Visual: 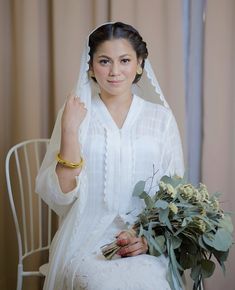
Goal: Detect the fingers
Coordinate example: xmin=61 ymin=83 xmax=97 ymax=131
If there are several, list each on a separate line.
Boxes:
xmin=61 ymin=93 xmax=87 ymax=131
xmin=66 ymin=94 xmax=86 ymax=108
xmin=116 ymin=232 xmax=131 ymax=242
xmin=117 ymin=237 xmax=148 ymax=257
xmin=116 ymin=229 xmax=136 ymax=240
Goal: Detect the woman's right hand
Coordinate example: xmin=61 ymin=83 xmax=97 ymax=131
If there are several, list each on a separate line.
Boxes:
xmin=56 ymin=94 xmax=87 ymax=193
xmin=61 ymin=94 xmax=87 ymax=133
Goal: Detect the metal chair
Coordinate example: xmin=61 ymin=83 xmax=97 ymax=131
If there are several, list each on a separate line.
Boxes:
xmin=5 ymin=139 xmax=55 ymax=290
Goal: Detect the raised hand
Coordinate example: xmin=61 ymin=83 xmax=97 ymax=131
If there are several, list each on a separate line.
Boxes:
xmin=61 ymin=94 xmax=87 ymax=133
xmin=56 ymin=94 xmax=87 ymax=193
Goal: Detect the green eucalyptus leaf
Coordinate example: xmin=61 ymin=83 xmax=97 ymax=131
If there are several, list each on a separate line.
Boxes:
xmin=202 ymin=233 xmax=215 ymax=248
xmin=169 ymin=243 xmax=184 ymax=280
xmin=171 ymin=236 xmax=182 ymax=249
xmin=156 ymin=199 xmax=169 ymax=209
xmin=190 ymin=264 xmax=201 ymax=281
xmin=148 ymin=233 xmax=163 ymax=254
xmin=138 ymin=224 xmax=144 ymax=236
xmin=198 ymin=236 xmax=210 ymax=251
xmin=139 ymin=191 xmax=154 ymax=209
xmin=203 ymin=229 xmax=233 ymax=251
xmin=180 ymin=251 xmax=195 ymax=269
xmin=186 ymin=242 xmax=198 ymax=255
xmin=218 ymin=215 xmax=233 ymax=233
xmin=165 ymin=217 xmax=173 ymax=231
xmin=132 ymin=180 xmax=146 ymax=197
xmin=139 ymin=213 xmax=149 ymax=225
xmin=213 ymin=229 xmax=233 ymax=251
xmin=201 ymin=259 xmax=215 ymax=278
xmin=221 ymin=261 xmax=226 ymax=275
xmin=161 ymin=175 xmax=184 ymax=187
xmin=174 ymin=225 xmax=187 ymax=236
xmin=181 ymin=218 xmax=187 ymax=227
xmin=159 ymin=208 xmax=170 ymax=223
xmin=213 ymin=249 xmax=229 ymax=263
xmin=166 ymin=267 xmax=177 ymax=290
xmin=155 ymin=235 xmax=166 ymax=252
xmin=176 ymin=203 xmax=194 ymax=208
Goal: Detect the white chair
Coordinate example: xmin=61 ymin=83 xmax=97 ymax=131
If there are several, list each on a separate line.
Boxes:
xmin=5 ymin=138 xmax=55 ymax=290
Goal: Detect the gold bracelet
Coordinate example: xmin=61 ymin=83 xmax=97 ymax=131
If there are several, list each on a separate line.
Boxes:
xmin=56 ymin=153 xmax=84 ymax=169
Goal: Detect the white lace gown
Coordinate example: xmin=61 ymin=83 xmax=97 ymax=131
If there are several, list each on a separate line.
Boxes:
xmin=36 ymin=94 xmax=184 ymax=290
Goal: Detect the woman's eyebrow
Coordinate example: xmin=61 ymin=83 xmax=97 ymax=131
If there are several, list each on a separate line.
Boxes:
xmin=98 ymin=55 xmax=111 ymax=59
xmin=97 ymin=54 xmax=132 ymax=59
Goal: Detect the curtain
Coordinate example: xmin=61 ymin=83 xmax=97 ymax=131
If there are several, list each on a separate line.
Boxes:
xmin=183 ymin=0 xmax=206 ymax=186
xmin=202 ymin=0 xmax=235 ymax=289
xmin=1 ymin=0 xmax=234 ymax=289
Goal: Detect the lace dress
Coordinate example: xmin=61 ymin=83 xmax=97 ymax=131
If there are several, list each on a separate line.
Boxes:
xmin=36 ymin=94 xmax=184 ymax=290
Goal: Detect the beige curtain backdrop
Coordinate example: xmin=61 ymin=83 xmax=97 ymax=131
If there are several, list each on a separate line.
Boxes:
xmin=0 ymin=0 xmax=234 ymax=289
xmin=203 ymin=0 xmax=235 ymax=289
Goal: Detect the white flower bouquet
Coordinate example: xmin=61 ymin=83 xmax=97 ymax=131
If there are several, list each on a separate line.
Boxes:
xmin=101 ymin=175 xmax=234 ymax=290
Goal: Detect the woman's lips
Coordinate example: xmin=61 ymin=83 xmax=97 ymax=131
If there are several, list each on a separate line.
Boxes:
xmin=107 ymin=80 xmax=124 ymax=84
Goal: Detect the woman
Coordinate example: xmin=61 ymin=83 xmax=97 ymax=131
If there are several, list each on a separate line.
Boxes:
xmin=36 ymin=22 xmax=184 ymax=290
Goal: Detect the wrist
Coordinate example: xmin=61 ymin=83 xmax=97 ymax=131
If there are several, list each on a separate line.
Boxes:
xmin=61 ymin=126 xmax=79 ymax=136
xmin=56 ymin=153 xmax=83 ymax=169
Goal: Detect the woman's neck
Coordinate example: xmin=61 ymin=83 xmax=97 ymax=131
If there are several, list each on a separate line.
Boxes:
xmin=99 ymin=91 xmax=133 ymax=129
xmin=99 ymin=91 xmax=133 ymax=111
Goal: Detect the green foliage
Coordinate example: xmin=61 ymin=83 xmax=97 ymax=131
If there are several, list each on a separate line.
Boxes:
xmin=132 ymin=175 xmax=234 ymax=290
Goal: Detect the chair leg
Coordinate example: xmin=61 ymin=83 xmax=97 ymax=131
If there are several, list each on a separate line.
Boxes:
xmin=17 ymin=264 xmax=23 ymax=290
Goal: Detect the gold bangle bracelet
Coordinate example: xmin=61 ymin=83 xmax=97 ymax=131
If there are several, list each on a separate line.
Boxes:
xmin=56 ymin=153 xmax=84 ymax=169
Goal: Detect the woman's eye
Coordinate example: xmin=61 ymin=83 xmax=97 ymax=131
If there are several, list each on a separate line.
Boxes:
xmin=99 ymin=59 xmax=110 ymax=65
xmin=121 ymin=58 xmax=131 ymax=64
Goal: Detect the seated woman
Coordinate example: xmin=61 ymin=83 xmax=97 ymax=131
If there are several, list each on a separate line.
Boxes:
xmin=36 ymin=22 xmax=184 ymax=290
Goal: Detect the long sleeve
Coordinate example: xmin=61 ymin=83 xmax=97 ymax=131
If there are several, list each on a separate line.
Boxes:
xmin=35 ymin=107 xmax=81 ymax=217
xmin=160 ymin=111 xmax=185 ymax=178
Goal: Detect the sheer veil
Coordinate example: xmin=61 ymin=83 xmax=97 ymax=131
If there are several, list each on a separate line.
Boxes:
xmin=75 ymin=21 xmax=170 ymax=148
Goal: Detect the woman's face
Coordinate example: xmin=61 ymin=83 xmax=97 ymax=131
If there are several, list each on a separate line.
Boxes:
xmin=91 ymin=38 xmax=141 ymax=98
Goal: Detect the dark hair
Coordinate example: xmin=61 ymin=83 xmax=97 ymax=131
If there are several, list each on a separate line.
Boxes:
xmin=88 ymin=22 xmax=148 ymax=83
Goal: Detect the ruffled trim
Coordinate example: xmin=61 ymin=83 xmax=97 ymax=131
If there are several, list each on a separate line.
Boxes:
xmin=103 ymin=127 xmax=109 ymax=210
xmin=144 ymin=59 xmax=170 ymax=109
xmin=76 ymin=43 xmax=90 ymax=88
xmin=130 ymin=129 xmax=135 ymax=193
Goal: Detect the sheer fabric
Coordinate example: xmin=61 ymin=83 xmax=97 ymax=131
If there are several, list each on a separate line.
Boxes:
xmin=36 ymin=21 xmax=184 ymax=290
xmin=36 ymin=94 xmax=184 ymax=290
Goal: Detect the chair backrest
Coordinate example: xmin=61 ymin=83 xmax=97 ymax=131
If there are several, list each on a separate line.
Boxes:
xmin=5 ymin=139 xmax=53 ymax=268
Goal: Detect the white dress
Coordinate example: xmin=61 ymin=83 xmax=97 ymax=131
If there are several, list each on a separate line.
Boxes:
xmin=36 ymin=94 xmax=184 ymax=290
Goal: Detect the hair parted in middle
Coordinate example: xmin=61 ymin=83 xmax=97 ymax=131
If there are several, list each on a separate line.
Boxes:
xmin=88 ymin=22 xmax=148 ymax=83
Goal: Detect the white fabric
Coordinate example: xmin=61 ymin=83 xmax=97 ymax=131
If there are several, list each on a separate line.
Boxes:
xmin=36 ymin=94 xmax=184 ymax=290
xmin=35 ymin=22 xmax=184 ymax=290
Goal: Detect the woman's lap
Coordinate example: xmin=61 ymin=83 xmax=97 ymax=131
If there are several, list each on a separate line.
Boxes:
xmin=69 ymin=253 xmax=171 ymax=290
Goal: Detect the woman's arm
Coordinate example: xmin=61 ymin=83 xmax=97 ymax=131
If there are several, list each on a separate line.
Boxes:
xmin=35 ymin=94 xmax=87 ymax=216
xmin=56 ymin=94 xmax=87 ymax=193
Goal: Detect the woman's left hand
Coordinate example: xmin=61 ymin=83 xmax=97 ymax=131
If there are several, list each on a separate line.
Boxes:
xmin=116 ymin=231 xmax=148 ymax=257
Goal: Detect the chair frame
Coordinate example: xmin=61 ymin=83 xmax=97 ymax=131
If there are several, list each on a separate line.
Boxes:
xmin=5 ymin=138 xmax=52 ymax=290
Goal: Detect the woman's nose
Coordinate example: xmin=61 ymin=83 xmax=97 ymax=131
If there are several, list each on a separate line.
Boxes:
xmin=109 ymin=62 xmax=120 ymax=76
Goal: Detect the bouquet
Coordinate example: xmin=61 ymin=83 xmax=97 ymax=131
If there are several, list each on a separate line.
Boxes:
xmin=101 ymin=175 xmax=233 ymax=290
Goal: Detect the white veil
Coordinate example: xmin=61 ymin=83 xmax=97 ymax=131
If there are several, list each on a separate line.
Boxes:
xmin=75 ymin=21 xmax=170 ymax=148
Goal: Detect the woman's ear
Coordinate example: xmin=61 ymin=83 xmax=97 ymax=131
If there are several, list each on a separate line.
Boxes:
xmin=88 ymin=63 xmax=95 ymax=78
xmin=88 ymin=70 xmax=95 ymax=78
